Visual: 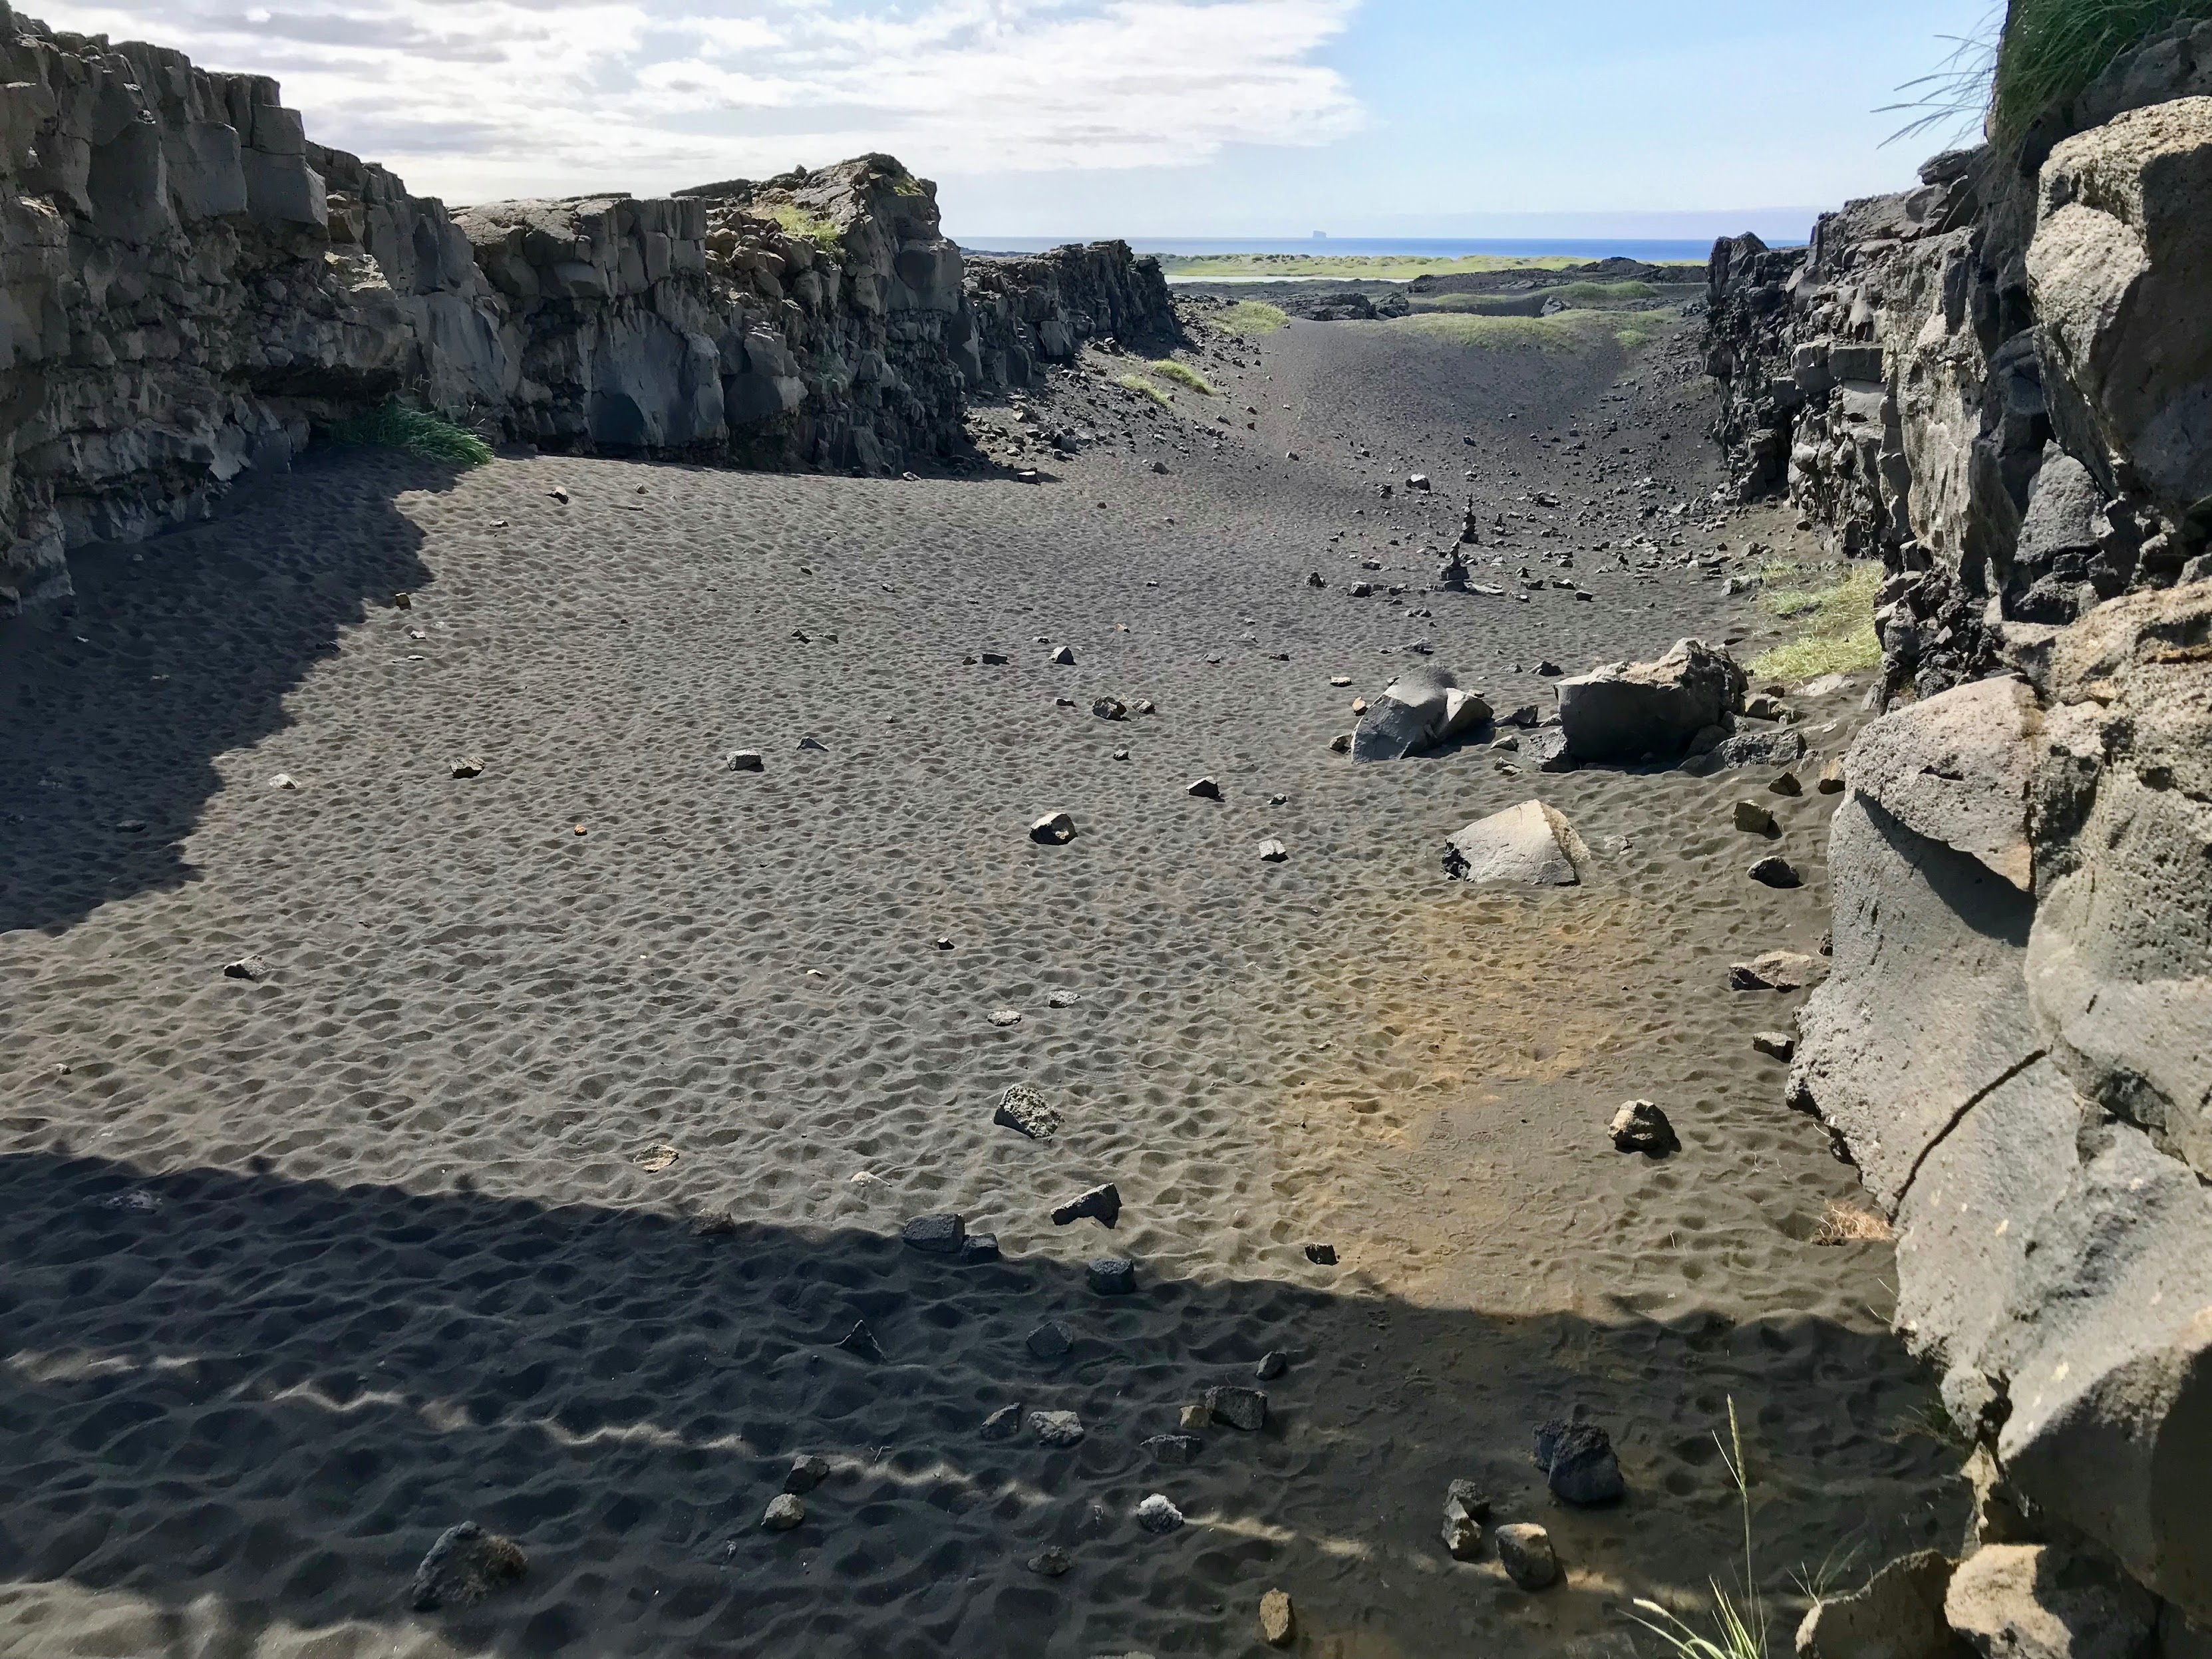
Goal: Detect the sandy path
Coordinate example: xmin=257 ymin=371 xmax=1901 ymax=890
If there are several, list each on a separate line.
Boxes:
xmin=0 ymin=311 xmax=1960 ymax=1658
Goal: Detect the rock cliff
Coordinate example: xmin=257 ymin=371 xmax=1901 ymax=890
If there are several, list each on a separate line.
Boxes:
xmin=0 ymin=9 xmax=1176 ymax=611
xmin=1710 ymin=19 xmax=2212 ymax=1651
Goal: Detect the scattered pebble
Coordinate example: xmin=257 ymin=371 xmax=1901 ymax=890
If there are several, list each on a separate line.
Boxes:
xmin=1087 ymin=1256 xmax=1136 ymax=1295
xmin=1750 ymin=855 xmax=1803 ymax=888
xmin=1260 ymin=1588 xmax=1296 ymax=1647
xmin=450 ymin=756 xmax=484 ymax=778
xmin=1533 ymin=1419 xmax=1625 ymax=1505
xmin=1027 ymin=1548 xmax=1072 ymax=1577
xmin=726 ymin=750 xmax=764 ymax=772
xmin=1770 ymin=770 xmax=1804 ymax=797
xmin=988 ymin=1008 xmax=1023 ymax=1028
xmin=1304 ymin=1243 xmax=1337 ymax=1265
xmin=1257 ymin=1351 xmax=1288 ymax=1380
xmin=1257 ymin=839 xmax=1288 ymax=863
xmin=410 ymin=1521 xmax=527 ymax=1611
xmin=1730 ymin=951 xmax=1823 ymax=991
xmin=760 ymin=1493 xmax=805 ymax=1531
xmin=1144 ymin=1433 xmax=1201 ymax=1465
xmin=1187 ymin=777 xmax=1221 ymax=800
xmin=633 ymin=1144 xmax=679 ymax=1172
xmin=1050 ymin=645 xmax=1076 ymax=665
xmin=222 ymin=955 xmax=269 ymax=982
xmin=1093 ymin=696 xmax=1128 ymax=720
xmin=1027 ymin=1321 xmax=1074 ymax=1360
xmin=1051 ymin=1183 xmax=1122 ymax=1227
xmin=900 ymin=1213 xmax=966 ymax=1254
xmin=1136 ymin=1493 xmax=1184 ymax=1534
xmin=1029 ymin=1410 xmax=1086 ymax=1447
xmin=1819 ymin=758 xmax=1847 ymax=793
xmin=995 ymin=1084 xmax=1061 ymax=1139
xmin=784 ymin=1454 xmax=830 ymax=1494
xmin=836 ymin=1320 xmax=883 ymax=1361
xmin=1048 ymin=989 xmax=1078 ymax=1008
xmin=1753 ymin=1030 xmax=1797 ymax=1062
xmin=1329 ymin=675 xmax=1352 ymax=687
xmin=982 ymin=1404 xmax=1025 ymax=1439
xmin=1609 ymin=1100 xmax=1678 ymax=1157
xmin=269 ymin=772 xmax=299 ymax=790
xmin=1734 ymin=800 xmax=1778 ymax=835
xmin=1029 ymin=811 xmax=1076 ymax=845
xmin=798 ymin=736 xmax=828 ymax=752
xmin=1496 ymin=1522 xmax=1559 ymax=1590
xmin=1204 ymin=1385 xmax=1267 ymax=1432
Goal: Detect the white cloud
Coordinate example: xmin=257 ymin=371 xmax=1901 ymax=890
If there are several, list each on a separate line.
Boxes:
xmin=45 ymin=0 xmax=1362 ymax=203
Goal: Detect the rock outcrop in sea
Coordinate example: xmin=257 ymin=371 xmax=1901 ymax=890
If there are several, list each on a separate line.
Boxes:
xmin=1709 ymin=19 xmax=2212 ymax=1650
xmin=0 ymin=5 xmax=1178 ymax=610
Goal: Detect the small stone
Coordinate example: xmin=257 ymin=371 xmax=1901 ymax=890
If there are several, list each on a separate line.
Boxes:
xmin=1769 ymin=770 xmax=1803 ymax=796
xmin=995 ymin=1084 xmax=1061 ymax=1139
xmin=1051 ymin=645 xmax=1076 ymax=665
xmin=450 ymin=756 xmax=484 ymax=778
xmin=761 ymin=1493 xmax=805 ymax=1531
xmin=960 ymin=1232 xmax=1001 ymax=1264
xmin=1029 ymin=812 xmax=1076 ymax=845
xmin=1329 ymin=732 xmax=1352 ymax=753
xmin=1088 ymin=1256 xmax=1136 ymax=1295
xmin=1304 ymin=1243 xmax=1337 ymax=1265
xmin=1144 ymin=1433 xmax=1201 ymax=1464
xmin=1187 ymin=777 xmax=1221 ymax=800
xmin=1818 ymin=757 xmax=1846 ymax=793
xmin=1329 ymin=675 xmax=1352 ymax=687
xmin=1496 ymin=1523 xmax=1559 ymax=1589
xmin=1744 ymin=693 xmax=1790 ymax=720
xmin=1730 ymin=951 xmax=1824 ymax=991
xmin=1734 ymin=800 xmax=1778 ymax=835
xmin=1533 ymin=1420 xmax=1625 ymax=1505
xmin=784 ymin=1453 xmax=830 ymax=1494
xmin=1610 ymin=1100 xmax=1679 ymax=1156
xmin=1029 ymin=1410 xmax=1086 ymax=1447
xmin=1051 ymin=1183 xmax=1121 ymax=1227
xmin=1180 ymin=1400 xmax=1213 ymax=1430
xmin=1260 ymin=1588 xmax=1296 ymax=1647
xmin=1027 ymin=1548 xmax=1072 ymax=1577
xmin=1135 ymin=1493 xmax=1184 ymax=1533
xmin=1444 ymin=1479 xmax=1491 ymax=1525
xmin=836 ymin=1320 xmax=883 ymax=1361
xmin=727 ymin=750 xmax=764 ymax=772
xmin=798 ymin=736 xmax=828 ymax=751
xmin=988 ymin=1008 xmax=1023 ymax=1027
xmin=901 ymin=1213 xmax=966 ymax=1253
xmin=982 ymin=1404 xmax=1025 ymax=1439
xmin=1204 ymin=1385 xmax=1267 ymax=1432
xmin=409 ymin=1521 xmax=527 ymax=1611
xmin=1135 ymin=698 xmax=1157 ymax=714
xmin=935 ymin=935 xmax=954 ymax=949
xmin=393 ymin=591 xmax=412 ymax=609
xmin=1752 ymin=1030 xmax=1797 ymax=1062
xmin=223 ymin=955 xmax=270 ymax=982
xmin=1535 ymin=660 xmax=1563 ymax=676
xmin=1092 ymin=696 xmax=1128 ymax=720
xmin=269 ymin=772 xmax=299 ymax=790
xmin=1027 ymin=1320 xmax=1073 ymax=1360
xmin=1112 ymin=747 xmax=1130 ymax=760
xmin=981 ymin=651 xmax=1009 ymax=665
xmin=1441 ymin=1511 xmax=1484 ymax=1561
xmin=1750 ymin=855 xmax=1802 ymax=888
xmin=1257 ymin=839 xmax=1289 ymax=863
xmin=1257 ymin=1350 xmax=1288 ymax=1380
xmin=1048 ymin=989 xmax=1078 ymax=1007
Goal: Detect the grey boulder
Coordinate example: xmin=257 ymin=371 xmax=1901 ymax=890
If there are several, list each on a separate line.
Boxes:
xmin=1556 ymin=638 xmax=1747 ymax=762
xmin=1442 ymin=800 xmax=1591 ymax=885
xmin=1350 ymin=666 xmax=1493 ymax=762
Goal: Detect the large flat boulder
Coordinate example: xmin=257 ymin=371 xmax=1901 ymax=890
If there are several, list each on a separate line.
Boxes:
xmin=1556 ymin=639 xmax=1746 ymax=762
xmin=1351 ymin=667 xmax=1492 ymax=762
xmin=1442 ymin=801 xmax=1590 ymax=885
xmin=1945 ymin=1544 xmax=2156 ymax=1659
xmin=1845 ymin=676 xmax=2038 ymax=891
xmin=1794 ymin=1550 xmax=1957 ymax=1659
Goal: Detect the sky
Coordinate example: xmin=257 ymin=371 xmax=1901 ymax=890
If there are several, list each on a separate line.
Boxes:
xmin=45 ymin=0 xmax=1998 ymax=239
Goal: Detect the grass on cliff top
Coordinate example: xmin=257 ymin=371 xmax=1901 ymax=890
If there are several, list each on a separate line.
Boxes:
xmin=1214 ymin=299 xmax=1289 ymax=337
xmin=1116 ymin=373 xmax=1174 ymax=409
xmin=1381 ymin=309 xmax=1657 ymax=353
xmin=327 ymin=402 xmax=494 ymax=468
xmin=1992 ymin=0 xmax=2212 ymax=144
xmin=1145 ymin=359 xmax=1216 ymax=395
xmin=1750 ymin=562 xmax=1882 ymax=682
xmin=1159 ymin=252 xmax=1707 ymax=281
xmin=764 ymin=202 xmax=844 ymax=248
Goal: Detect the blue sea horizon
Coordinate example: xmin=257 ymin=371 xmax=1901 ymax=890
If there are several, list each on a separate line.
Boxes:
xmin=951 ymin=235 xmax=1800 ymax=265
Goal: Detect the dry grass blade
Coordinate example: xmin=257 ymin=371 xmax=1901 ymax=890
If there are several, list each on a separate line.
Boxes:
xmin=1812 ymin=1199 xmax=1895 ymax=1245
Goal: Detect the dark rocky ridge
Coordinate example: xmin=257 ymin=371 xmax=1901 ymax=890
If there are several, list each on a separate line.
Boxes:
xmin=0 ymin=9 xmax=1178 ymax=610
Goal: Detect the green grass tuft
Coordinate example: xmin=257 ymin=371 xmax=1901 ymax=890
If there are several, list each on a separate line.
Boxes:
xmin=1382 ymin=309 xmax=1659 ymax=354
xmin=1146 ymin=359 xmax=1215 ymax=395
xmin=1630 ymin=1400 xmax=1773 ymax=1659
xmin=766 ymin=202 xmax=844 ymax=247
xmin=1993 ymin=0 xmax=2212 ymax=145
xmin=327 ymin=402 xmax=494 ymax=468
xmin=1215 ymin=299 xmax=1290 ymax=337
xmin=1750 ymin=562 xmax=1883 ymax=682
xmin=1116 ymin=373 xmax=1174 ymax=409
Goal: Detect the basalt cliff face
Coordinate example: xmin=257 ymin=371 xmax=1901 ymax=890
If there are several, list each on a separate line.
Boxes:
xmin=0 ymin=8 xmax=1177 ymax=610
xmin=1708 ymin=22 xmax=2212 ymax=1656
